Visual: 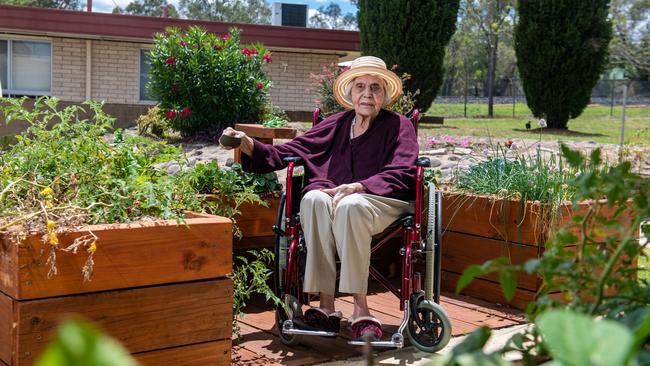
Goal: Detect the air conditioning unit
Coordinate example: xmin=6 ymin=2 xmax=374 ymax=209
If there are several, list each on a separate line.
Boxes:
xmin=272 ymin=2 xmax=308 ymax=27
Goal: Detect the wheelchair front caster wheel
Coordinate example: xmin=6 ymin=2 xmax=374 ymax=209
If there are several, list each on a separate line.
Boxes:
xmin=275 ymin=294 xmax=303 ymax=346
xmin=406 ymin=298 xmax=452 ymax=353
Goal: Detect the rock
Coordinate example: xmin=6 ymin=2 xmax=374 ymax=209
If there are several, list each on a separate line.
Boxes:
xmin=166 ymin=162 xmax=181 ymax=175
xmin=191 ymin=149 xmax=203 ymax=156
xmin=448 ymin=155 xmax=460 ymax=161
xmin=422 ymin=148 xmax=447 ymax=155
xmin=454 ymin=147 xmax=472 ymax=155
xmin=226 ymin=158 xmax=235 ymax=167
xmin=430 ymin=159 xmax=442 ymax=168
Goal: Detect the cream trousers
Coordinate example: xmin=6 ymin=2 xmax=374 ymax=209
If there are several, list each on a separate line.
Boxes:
xmin=300 ymin=190 xmax=413 ymax=295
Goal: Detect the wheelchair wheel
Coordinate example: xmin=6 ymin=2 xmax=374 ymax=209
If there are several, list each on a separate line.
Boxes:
xmin=275 ymin=294 xmax=303 ymax=346
xmin=406 ymin=294 xmax=452 ymax=353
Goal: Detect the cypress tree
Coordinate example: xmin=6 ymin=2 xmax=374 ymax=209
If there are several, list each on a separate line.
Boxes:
xmin=357 ymin=1 xmax=460 ymax=111
xmin=514 ymin=0 xmax=612 ymax=129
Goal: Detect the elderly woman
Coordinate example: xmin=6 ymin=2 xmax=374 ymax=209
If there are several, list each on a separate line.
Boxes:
xmin=221 ymin=56 xmax=418 ymax=340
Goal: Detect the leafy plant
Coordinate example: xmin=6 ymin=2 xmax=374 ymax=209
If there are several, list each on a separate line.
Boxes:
xmin=454 ymin=146 xmax=582 ymax=205
xmin=453 ymin=146 xmax=650 ymax=364
xmin=148 ymin=26 xmax=272 ymax=136
xmin=261 ymin=115 xmax=288 ymax=128
xmin=0 ymin=97 xmax=211 ymax=278
xmin=136 ymin=105 xmax=169 ymax=138
xmin=36 ymin=319 xmax=137 ymax=366
xmin=230 ymin=249 xmax=283 ymax=339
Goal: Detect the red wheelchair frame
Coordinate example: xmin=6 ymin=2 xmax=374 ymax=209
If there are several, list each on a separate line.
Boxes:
xmin=272 ymin=109 xmax=451 ymax=352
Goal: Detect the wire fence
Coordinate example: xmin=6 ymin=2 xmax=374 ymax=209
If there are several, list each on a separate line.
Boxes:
xmin=433 ymin=79 xmax=650 ymax=118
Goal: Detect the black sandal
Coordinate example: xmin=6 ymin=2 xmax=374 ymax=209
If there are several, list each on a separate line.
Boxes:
xmin=304 ymin=308 xmax=342 ymax=333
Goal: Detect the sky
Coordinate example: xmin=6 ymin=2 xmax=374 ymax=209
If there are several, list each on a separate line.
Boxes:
xmin=92 ymin=0 xmax=357 ymax=18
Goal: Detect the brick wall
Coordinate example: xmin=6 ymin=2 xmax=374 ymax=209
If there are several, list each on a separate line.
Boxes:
xmin=265 ymin=51 xmax=339 ymax=112
xmin=91 ymin=40 xmax=145 ymax=104
xmin=51 ymin=38 xmax=86 ymax=102
xmin=50 ymin=37 xmax=340 ymax=112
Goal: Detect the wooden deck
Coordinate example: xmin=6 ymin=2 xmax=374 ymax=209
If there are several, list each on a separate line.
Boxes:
xmin=232 ymin=282 xmax=524 ymax=365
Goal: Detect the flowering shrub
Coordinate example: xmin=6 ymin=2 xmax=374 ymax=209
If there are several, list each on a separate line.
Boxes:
xmin=148 ymin=26 xmax=272 ymax=136
xmin=310 ymin=63 xmax=419 ymax=116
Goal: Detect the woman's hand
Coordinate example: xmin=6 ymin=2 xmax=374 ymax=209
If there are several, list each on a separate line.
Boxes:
xmin=321 ymin=183 xmax=365 ymax=211
xmin=220 ymin=127 xmax=254 ymax=156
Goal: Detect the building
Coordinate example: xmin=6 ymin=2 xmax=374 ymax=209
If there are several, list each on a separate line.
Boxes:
xmin=0 ymin=5 xmax=359 ymax=127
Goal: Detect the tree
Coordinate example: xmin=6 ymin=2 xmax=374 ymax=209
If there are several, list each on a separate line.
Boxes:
xmin=358 ymin=0 xmax=460 ymax=111
xmin=0 ymin=0 xmax=80 ymax=9
xmin=464 ymin=0 xmax=515 ymax=118
xmin=609 ymin=0 xmax=650 ymax=75
xmin=112 ymin=0 xmax=179 ymax=17
xmin=309 ymin=2 xmax=356 ymax=30
xmin=178 ymin=0 xmax=271 ymax=24
xmin=515 ymin=1 xmax=612 ymax=129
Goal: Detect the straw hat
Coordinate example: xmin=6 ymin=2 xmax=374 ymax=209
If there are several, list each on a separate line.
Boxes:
xmin=333 ymin=56 xmax=403 ymax=109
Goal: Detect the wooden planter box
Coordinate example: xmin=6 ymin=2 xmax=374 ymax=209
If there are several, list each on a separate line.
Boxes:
xmin=439 ymin=193 xmax=632 ymax=309
xmin=233 ymin=123 xmax=297 ymax=164
xmin=234 ymin=194 xmax=281 ymax=250
xmin=0 ymin=212 xmax=233 ymax=366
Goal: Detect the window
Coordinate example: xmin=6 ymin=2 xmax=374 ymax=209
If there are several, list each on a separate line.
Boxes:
xmin=139 ymin=49 xmax=155 ymax=102
xmin=0 ymin=39 xmax=51 ymax=97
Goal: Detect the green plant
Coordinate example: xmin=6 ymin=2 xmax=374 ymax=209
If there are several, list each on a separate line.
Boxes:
xmin=136 ymin=105 xmax=169 ymax=138
xmin=36 ymin=319 xmax=137 ymax=366
xmin=229 ymin=249 xmax=283 ymax=339
xmin=454 ymin=146 xmax=581 ymax=205
xmin=310 ymin=62 xmax=348 ymax=116
xmin=148 ymin=26 xmax=271 ymax=136
xmin=515 ymin=1 xmax=612 ymax=129
xmin=358 ymin=0 xmax=460 ymax=111
xmin=452 ymin=146 xmax=650 ymax=364
xmin=261 ymin=115 xmax=288 ymax=128
xmin=0 ymin=97 xmax=266 ymax=279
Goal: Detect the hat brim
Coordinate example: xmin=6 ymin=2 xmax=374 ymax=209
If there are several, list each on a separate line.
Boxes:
xmin=333 ymin=66 xmax=403 ymax=109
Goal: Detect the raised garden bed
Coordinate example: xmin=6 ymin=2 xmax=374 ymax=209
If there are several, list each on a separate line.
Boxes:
xmin=0 ymin=212 xmax=233 ymax=366
xmin=439 ymin=193 xmax=633 ymax=309
xmin=233 ymin=123 xmax=297 ymax=163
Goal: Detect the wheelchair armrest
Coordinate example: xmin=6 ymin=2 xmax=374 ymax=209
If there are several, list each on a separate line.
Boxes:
xmin=282 ymin=156 xmax=302 ymax=164
xmin=416 ymin=157 xmax=431 ymax=167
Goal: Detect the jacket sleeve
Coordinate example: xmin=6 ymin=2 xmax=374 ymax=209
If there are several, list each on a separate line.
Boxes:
xmin=240 ymin=114 xmax=342 ymax=174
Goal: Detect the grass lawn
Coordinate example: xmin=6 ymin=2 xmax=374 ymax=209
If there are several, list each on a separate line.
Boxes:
xmin=424 ymin=103 xmax=650 ymax=146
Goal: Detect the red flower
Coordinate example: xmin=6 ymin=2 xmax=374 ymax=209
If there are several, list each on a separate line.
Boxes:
xmin=221 ymin=33 xmax=231 ymax=41
xmin=180 ymin=40 xmax=188 ymax=47
xmin=166 ymin=110 xmax=177 ymax=119
xmin=505 ymin=139 xmax=513 ymax=148
xmin=214 ymin=44 xmax=222 ymax=51
xmin=164 ymin=31 xmax=171 ymax=37
xmin=263 ymin=54 xmax=272 ymax=63
xmin=251 ymin=48 xmax=258 ymax=55
xmin=257 ymin=82 xmax=264 ymax=90
xmin=180 ymin=107 xmax=191 ymax=118
xmin=241 ymin=47 xmax=251 ymax=56
xmin=165 ymin=57 xmax=176 ymax=65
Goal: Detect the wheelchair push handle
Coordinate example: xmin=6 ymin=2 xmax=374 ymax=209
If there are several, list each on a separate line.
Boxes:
xmin=282 ymin=156 xmax=302 ymax=164
xmin=416 ymin=157 xmax=431 ymax=167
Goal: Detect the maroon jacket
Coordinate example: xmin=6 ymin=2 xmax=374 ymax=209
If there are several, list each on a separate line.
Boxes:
xmin=241 ymin=109 xmax=419 ymax=200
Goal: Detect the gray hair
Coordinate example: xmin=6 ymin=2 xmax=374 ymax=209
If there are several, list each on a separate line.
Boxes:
xmin=344 ymin=76 xmax=391 ymax=106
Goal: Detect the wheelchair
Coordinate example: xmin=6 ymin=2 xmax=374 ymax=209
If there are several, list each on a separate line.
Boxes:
xmin=271 ymin=109 xmax=452 ymax=353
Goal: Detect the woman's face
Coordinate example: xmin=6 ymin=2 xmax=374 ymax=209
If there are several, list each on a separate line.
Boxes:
xmin=351 ymin=75 xmax=385 ymax=120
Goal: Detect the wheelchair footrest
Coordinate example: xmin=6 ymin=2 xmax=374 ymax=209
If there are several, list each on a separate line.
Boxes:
xmin=348 ymin=332 xmax=404 ymax=348
xmin=282 ymin=319 xmax=338 ymax=337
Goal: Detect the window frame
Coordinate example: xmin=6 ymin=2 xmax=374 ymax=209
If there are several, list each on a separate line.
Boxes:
xmin=139 ymin=47 xmax=156 ymax=104
xmin=0 ymin=37 xmax=53 ymax=97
